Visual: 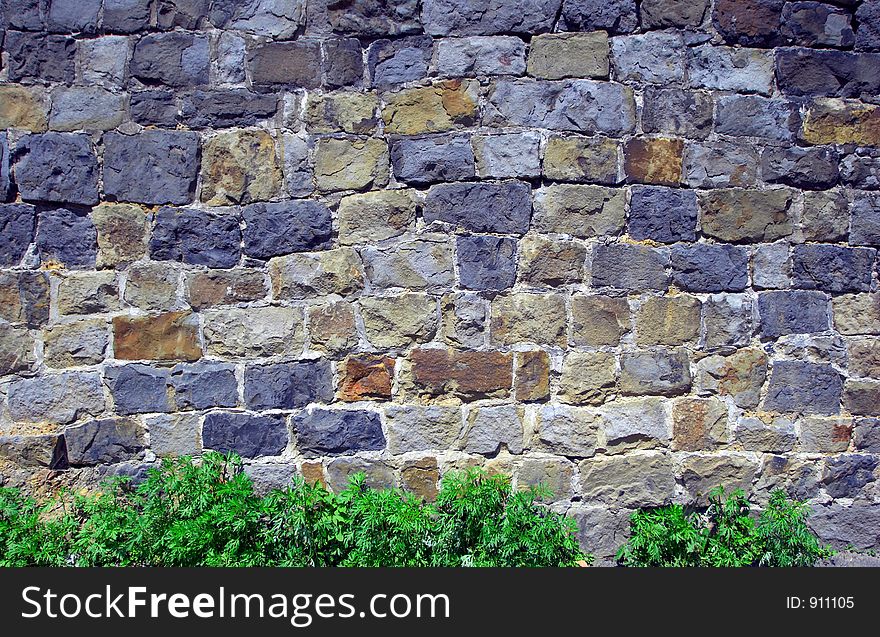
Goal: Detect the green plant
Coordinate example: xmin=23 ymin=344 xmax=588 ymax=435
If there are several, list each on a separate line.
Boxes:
xmin=753 ymin=490 xmax=833 ymax=567
xmin=0 ymin=452 xmax=588 ymax=568
xmin=617 ymin=486 xmax=832 ymax=567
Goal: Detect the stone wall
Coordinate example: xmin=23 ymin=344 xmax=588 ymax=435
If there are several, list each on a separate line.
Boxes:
xmin=1 ymin=0 xmax=880 ymax=558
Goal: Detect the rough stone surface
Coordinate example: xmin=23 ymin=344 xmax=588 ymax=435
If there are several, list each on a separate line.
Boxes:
xmin=533 ymin=185 xmax=626 ymax=237
xmin=592 ymin=244 xmax=669 ymax=292
xmin=697 ymin=349 xmax=768 ymax=409
xmin=171 ymin=362 xmax=238 ymax=411
xmin=764 ymin=361 xmax=842 ymax=415
xmin=7 ymin=372 xmax=105 ymax=425
xmin=424 ymin=182 xmax=531 ymax=234
xmin=103 ymin=131 xmax=199 ymax=206
xmin=543 ymin=136 xmax=621 ymax=184
xmin=390 ymin=135 xmax=474 ymax=185
xmin=201 ymin=130 xmax=282 ymax=205
xmin=410 ymin=348 xmax=511 ymax=401
xmin=635 ymin=295 xmax=701 ymax=346
xmin=0 ymin=0 xmax=877 ymax=550
xmin=558 ymin=352 xmax=617 ymax=406
xmin=35 ymin=207 xmax=97 ymax=270
xmin=462 ymin=404 xmax=524 ymax=455
xmin=758 ymin=290 xmax=830 ymax=338
xmin=490 ymin=293 xmax=567 ymax=346
xmin=385 ymin=405 xmax=461 ymax=454
xmin=150 ymin=207 xmax=241 ymax=269
xmin=203 ymin=306 xmax=303 ymax=358
xmin=620 ymin=349 xmax=691 ymax=397
xmin=628 ymin=186 xmax=696 ymax=242
xmin=13 ymin=133 xmax=98 ymax=206
xmin=528 ymin=32 xmax=609 ymax=80
xmin=0 ymin=204 xmax=36 ymax=267
xmin=456 ymin=235 xmax=517 ymax=291
xmin=485 ymin=79 xmax=636 ymax=135
xmin=105 ymin=364 xmax=172 ymax=416
xmin=792 ymin=245 xmax=875 ymax=293
xmin=571 ymin=295 xmax=630 ymax=347
xmin=579 ymin=453 xmax=675 ymax=507
xmin=113 ymin=312 xmax=202 ymax=363
xmin=242 ymin=201 xmax=332 ymax=259
xmin=65 ymin=418 xmax=145 ymax=466
xmin=436 ymin=36 xmax=526 ymax=77
xmin=245 ymin=361 xmax=333 ymax=410
xmin=294 ymin=409 xmax=385 ymax=458
xmin=202 ymin=412 xmax=288 ymax=459
xmin=700 ymin=189 xmax=795 ymax=243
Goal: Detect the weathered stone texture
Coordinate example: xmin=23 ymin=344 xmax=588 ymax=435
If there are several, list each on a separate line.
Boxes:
xmin=1 ymin=0 xmax=877 ymax=551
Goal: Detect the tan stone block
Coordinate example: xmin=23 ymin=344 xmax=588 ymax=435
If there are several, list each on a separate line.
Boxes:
xmin=186 ymin=269 xmax=267 ymax=310
xmin=57 ymin=271 xmax=119 ymax=315
xmin=571 ymin=294 xmax=630 ymax=347
xmin=113 ymin=311 xmax=202 ymax=362
xmin=518 ymin=234 xmax=587 ymax=286
xmin=401 ymin=457 xmax=440 ymax=501
xmin=0 ymin=85 xmax=48 ymax=131
xmin=360 ymin=293 xmax=437 ymax=349
xmin=801 ymin=98 xmax=880 ymax=146
xmin=381 ymin=79 xmax=479 ymax=135
xmin=337 ymin=189 xmax=417 ymax=245
xmin=203 ymin=306 xmax=304 ymax=358
xmin=91 ymin=203 xmax=149 ymax=269
xmin=305 ymin=91 xmax=379 ymax=134
xmin=515 ymin=350 xmax=550 ymax=402
xmin=270 ymin=247 xmax=365 ymax=299
xmin=833 ymin=293 xmax=880 ymax=335
xmin=696 ymin=348 xmax=768 ymax=409
xmin=410 ymin=348 xmax=512 ymax=400
xmin=308 ymin=301 xmax=359 ymax=357
xmin=673 ymin=397 xmax=729 ymax=451
xmin=543 ymin=135 xmax=621 ymax=184
xmin=43 ymin=319 xmax=108 ymax=368
xmin=532 ymin=185 xmax=626 ymax=237
xmin=314 ymin=137 xmax=389 ymax=192
xmin=123 ymin=261 xmax=180 ymax=311
xmin=558 ymin=352 xmax=617 ymax=406
xmin=201 ymin=129 xmax=282 ymax=205
xmin=699 ymin=188 xmax=795 ymax=242
xmin=527 ymin=32 xmax=609 ymax=80
xmin=490 ymin=293 xmax=567 ymax=346
xmin=636 ymin=294 xmax=701 ymax=346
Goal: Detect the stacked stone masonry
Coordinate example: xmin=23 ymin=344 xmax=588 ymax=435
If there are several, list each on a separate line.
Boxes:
xmin=1 ymin=0 xmax=880 ymax=559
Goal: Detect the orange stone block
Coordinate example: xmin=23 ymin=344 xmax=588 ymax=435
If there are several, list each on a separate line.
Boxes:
xmin=410 ymin=348 xmax=513 ymax=399
xmin=338 ymin=354 xmax=395 ymax=401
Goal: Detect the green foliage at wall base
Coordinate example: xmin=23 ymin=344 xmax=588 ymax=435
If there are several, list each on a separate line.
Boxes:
xmin=616 ymin=487 xmax=833 ymax=567
xmin=0 ymin=453 xmax=588 ymax=568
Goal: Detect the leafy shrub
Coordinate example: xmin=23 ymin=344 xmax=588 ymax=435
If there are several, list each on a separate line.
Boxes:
xmin=0 ymin=452 xmax=587 ymax=568
xmin=617 ymin=486 xmax=833 ymax=567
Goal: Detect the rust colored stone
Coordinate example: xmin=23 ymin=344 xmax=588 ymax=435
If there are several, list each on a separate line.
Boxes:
xmin=301 ymin=461 xmax=326 ymax=488
xmin=515 ymin=350 xmax=551 ymax=402
xmin=401 ymin=457 xmax=440 ymax=501
xmin=186 ymin=270 xmax=267 ymax=310
xmin=672 ymin=397 xmax=728 ymax=451
xmin=338 ymin=354 xmax=395 ymax=401
xmin=624 ymin=138 xmax=684 ymax=186
xmin=410 ymin=348 xmax=513 ymax=399
xmin=113 ymin=311 xmax=202 ymax=362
